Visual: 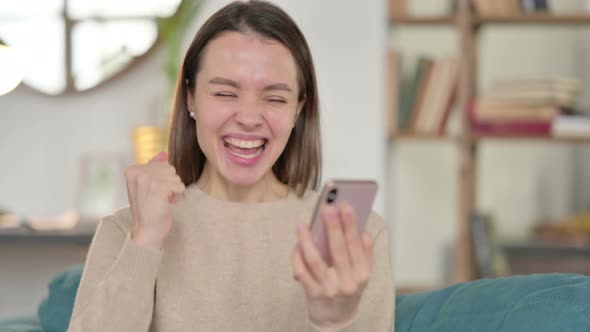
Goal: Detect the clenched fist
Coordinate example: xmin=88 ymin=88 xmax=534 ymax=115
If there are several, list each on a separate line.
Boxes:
xmin=125 ymin=151 xmax=186 ymax=249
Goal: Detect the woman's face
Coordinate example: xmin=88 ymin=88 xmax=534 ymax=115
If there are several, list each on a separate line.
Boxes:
xmin=190 ymin=31 xmax=303 ymax=187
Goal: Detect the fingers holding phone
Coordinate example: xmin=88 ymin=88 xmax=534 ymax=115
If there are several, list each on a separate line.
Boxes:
xmin=321 ymin=205 xmax=352 ymax=275
xmin=291 ymin=180 xmax=377 ymax=329
xmin=296 ymin=202 xmax=374 ymax=282
xmin=292 ymin=203 xmax=375 ymax=330
xmin=339 ymin=203 xmax=374 ymax=284
xmin=292 ymin=224 xmax=329 ymax=296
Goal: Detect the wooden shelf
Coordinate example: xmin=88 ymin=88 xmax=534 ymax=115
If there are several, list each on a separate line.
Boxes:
xmin=503 ymin=241 xmax=590 ymax=276
xmin=390 ymin=133 xmax=590 ymax=144
xmin=477 ymin=13 xmax=590 ymax=25
xmin=391 ymin=14 xmax=590 ymax=27
xmin=475 ymin=136 xmax=590 ymax=143
xmin=0 ymin=223 xmax=96 ymax=244
xmin=390 ymin=133 xmax=459 ymax=141
xmin=390 ymin=16 xmax=455 ymax=25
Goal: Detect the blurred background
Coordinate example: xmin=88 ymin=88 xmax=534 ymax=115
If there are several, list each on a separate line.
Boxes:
xmin=3 ymin=0 xmax=590 ymax=324
xmin=0 ymin=0 xmax=386 ymax=318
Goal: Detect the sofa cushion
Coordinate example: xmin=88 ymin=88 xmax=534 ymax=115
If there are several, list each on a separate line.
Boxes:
xmin=395 ymin=273 xmax=590 ymax=332
xmin=0 ymin=314 xmax=43 ymax=332
xmin=34 ymin=264 xmax=590 ymax=332
xmin=37 ymin=264 xmax=83 ymax=332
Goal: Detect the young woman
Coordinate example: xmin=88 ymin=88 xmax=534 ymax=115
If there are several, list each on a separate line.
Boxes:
xmin=68 ymin=1 xmax=393 ymax=331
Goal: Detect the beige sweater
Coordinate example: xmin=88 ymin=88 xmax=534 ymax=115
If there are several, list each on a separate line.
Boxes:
xmin=68 ymin=184 xmax=394 ymax=332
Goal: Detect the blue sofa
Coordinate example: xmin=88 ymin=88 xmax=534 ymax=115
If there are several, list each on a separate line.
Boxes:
xmin=2 ymin=265 xmax=590 ymax=331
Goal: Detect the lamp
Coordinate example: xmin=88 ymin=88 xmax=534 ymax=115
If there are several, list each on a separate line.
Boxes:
xmin=0 ymin=41 xmax=24 ymax=96
xmin=132 ymin=126 xmax=166 ymax=164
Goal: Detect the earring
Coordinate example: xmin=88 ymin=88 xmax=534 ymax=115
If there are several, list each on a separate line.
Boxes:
xmin=188 ymin=104 xmax=195 ymax=119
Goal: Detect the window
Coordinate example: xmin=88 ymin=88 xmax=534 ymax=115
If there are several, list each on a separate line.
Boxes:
xmin=0 ymin=0 xmax=182 ymax=95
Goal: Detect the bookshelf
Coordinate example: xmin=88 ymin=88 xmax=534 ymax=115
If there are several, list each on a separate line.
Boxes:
xmin=389 ymin=0 xmax=590 ymax=283
xmin=393 ymin=135 xmax=590 ymax=144
xmin=0 ymin=224 xmax=95 ymax=244
xmin=477 ymin=13 xmax=590 ymax=25
xmin=391 ymin=14 xmax=590 ymax=26
xmin=391 ymin=133 xmax=459 ymax=141
xmin=391 ymin=16 xmax=456 ymax=25
xmin=475 ymin=136 xmax=590 ymax=143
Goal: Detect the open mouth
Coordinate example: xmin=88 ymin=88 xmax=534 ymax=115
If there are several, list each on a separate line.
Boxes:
xmin=223 ymin=136 xmax=267 ymax=160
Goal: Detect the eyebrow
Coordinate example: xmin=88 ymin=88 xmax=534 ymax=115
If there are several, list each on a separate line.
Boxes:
xmin=208 ymin=77 xmax=293 ymax=93
xmin=262 ymin=83 xmax=292 ymax=93
xmin=209 ymin=77 xmax=240 ymax=89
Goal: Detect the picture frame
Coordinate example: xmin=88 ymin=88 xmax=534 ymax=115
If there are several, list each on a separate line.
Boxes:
xmin=76 ymin=153 xmax=127 ymax=221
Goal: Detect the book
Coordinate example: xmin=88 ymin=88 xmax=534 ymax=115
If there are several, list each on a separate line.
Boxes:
xmin=473 ymin=0 xmax=497 ymax=16
xmin=414 ymin=57 xmax=459 ymax=135
xmin=472 ymin=121 xmax=551 ymax=136
xmin=471 ymin=212 xmax=510 ymax=278
xmin=551 ymin=115 xmax=590 ymax=138
xmin=486 ymin=91 xmax=576 ymax=108
xmin=413 ymin=59 xmax=443 ymax=133
xmin=407 ymin=60 xmax=435 ymax=132
xmin=520 ymin=0 xmax=549 ymax=12
xmin=474 ymin=100 xmax=560 ymax=122
xmin=471 ymin=212 xmax=495 ymax=278
xmin=483 ymin=78 xmax=580 ymax=108
xmin=399 ymin=57 xmax=433 ymax=131
xmin=438 ymin=86 xmax=458 ymax=135
xmin=431 ymin=58 xmax=459 ymax=135
xmin=473 ymin=0 xmax=521 ymax=16
xmin=469 ymin=101 xmax=552 ymax=136
xmin=489 ymin=78 xmax=581 ymax=95
xmin=498 ymin=0 xmax=522 ymax=16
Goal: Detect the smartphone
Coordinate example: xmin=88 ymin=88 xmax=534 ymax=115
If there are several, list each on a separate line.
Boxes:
xmin=309 ymin=180 xmax=378 ymax=265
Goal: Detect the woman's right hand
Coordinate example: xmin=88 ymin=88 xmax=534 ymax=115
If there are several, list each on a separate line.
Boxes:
xmin=125 ymin=151 xmax=186 ymax=249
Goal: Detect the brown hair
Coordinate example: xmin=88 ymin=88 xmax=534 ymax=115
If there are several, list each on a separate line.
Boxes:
xmin=168 ymin=0 xmax=321 ymax=197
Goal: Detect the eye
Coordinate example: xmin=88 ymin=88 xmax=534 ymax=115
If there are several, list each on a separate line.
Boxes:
xmin=214 ymin=92 xmax=237 ymax=99
xmin=266 ymin=97 xmax=287 ymax=104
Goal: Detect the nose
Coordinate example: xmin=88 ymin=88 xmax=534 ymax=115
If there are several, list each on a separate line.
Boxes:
xmin=234 ymin=99 xmax=263 ymax=129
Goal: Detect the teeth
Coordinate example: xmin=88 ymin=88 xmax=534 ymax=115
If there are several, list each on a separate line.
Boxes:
xmin=224 ymin=137 xmax=265 ymax=149
xmin=228 ymin=148 xmax=264 ymax=159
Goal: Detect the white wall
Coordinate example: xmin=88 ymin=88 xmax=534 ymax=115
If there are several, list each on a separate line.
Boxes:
xmin=0 ymin=51 xmax=166 ymax=217
xmin=0 ymin=0 xmax=389 ymax=317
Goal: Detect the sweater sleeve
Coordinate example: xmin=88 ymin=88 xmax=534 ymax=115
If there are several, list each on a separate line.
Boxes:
xmin=67 ymin=213 xmax=163 ymax=332
xmin=307 ymin=218 xmax=395 ymax=332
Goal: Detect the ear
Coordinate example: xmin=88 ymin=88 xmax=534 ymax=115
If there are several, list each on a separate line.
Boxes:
xmin=186 ymin=91 xmax=194 ymax=114
xmin=295 ymin=96 xmax=306 ymax=124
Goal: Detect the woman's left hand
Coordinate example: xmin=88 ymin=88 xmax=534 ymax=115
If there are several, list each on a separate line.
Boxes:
xmin=291 ymin=203 xmax=374 ymax=330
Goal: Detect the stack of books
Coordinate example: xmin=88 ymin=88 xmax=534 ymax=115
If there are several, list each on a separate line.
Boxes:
xmin=470 ymin=77 xmax=581 ymax=137
xmin=472 ymin=0 xmax=549 ymax=16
